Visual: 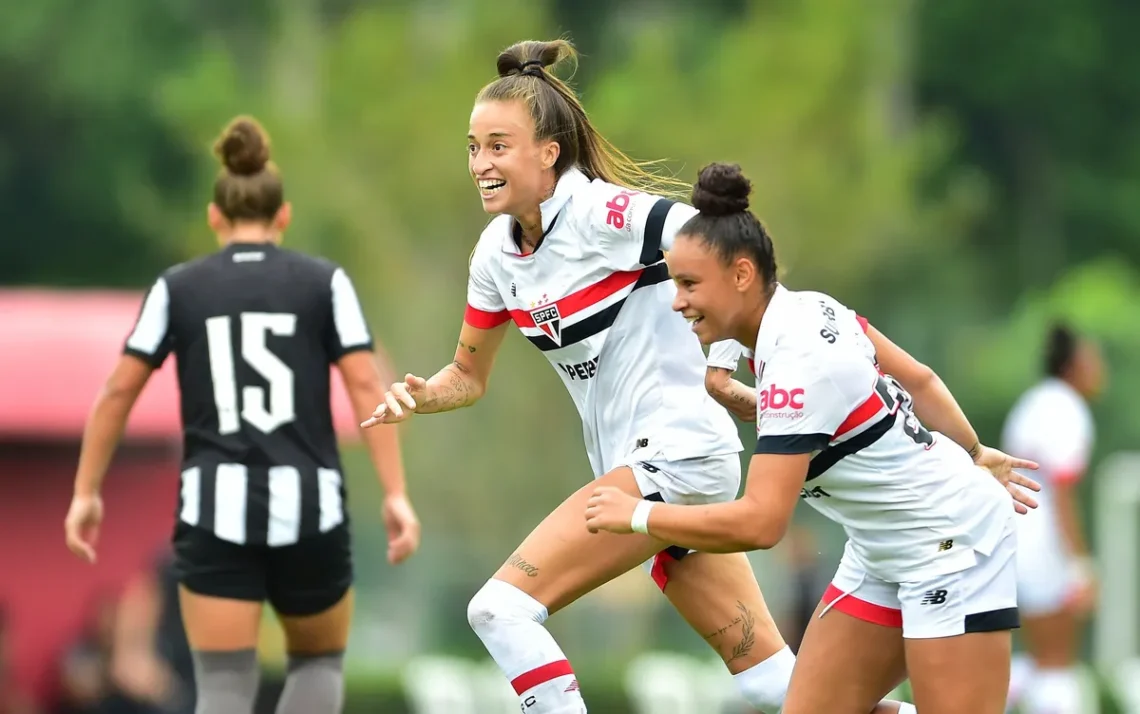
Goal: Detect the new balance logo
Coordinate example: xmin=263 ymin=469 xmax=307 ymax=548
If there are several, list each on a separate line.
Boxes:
xmin=799 ymin=486 xmax=831 ymax=499
xmin=920 ymin=589 xmax=948 ymax=605
xmin=938 ymin=539 xmax=954 ymax=552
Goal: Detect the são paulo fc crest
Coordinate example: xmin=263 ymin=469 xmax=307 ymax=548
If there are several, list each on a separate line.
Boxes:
xmin=531 ymin=304 xmax=562 ymax=345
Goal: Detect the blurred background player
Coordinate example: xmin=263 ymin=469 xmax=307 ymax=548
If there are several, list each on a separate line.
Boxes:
xmin=63 ymin=116 xmax=420 ymax=714
xmin=1002 ymin=323 xmax=1105 ymax=714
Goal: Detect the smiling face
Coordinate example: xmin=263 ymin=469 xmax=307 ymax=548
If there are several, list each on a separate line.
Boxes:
xmin=467 ymin=99 xmax=560 ymax=217
xmin=667 ymin=232 xmax=760 ymax=345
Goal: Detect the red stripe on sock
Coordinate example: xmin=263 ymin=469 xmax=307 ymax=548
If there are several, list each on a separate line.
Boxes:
xmin=511 ymin=660 xmax=575 ymax=695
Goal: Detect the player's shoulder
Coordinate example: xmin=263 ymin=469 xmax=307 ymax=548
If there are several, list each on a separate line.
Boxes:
xmin=470 ymin=215 xmax=512 ymax=271
xmin=765 ymin=288 xmax=868 ymax=375
xmin=275 ymin=246 xmax=340 ymax=274
xmin=157 ymin=252 xmax=214 ymax=289
xmin=565 ymin=174 xmax=657 ymax=235
xmin=1041 ymin=379 xmax=1093 ymax=424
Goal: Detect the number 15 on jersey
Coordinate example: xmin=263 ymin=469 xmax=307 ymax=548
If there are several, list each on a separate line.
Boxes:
xmin=206 ymin=312 xmax=297 ymax=435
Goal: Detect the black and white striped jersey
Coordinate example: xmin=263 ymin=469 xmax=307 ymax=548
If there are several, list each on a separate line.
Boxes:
xmin=124 ymin=242 xmax=373 ymax=547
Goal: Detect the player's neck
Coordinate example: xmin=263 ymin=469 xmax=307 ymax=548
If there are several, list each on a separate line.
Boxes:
xmin=513 ymin=180 xmax=557 ymax=254
xmin=225 ymin=227 xmax=279 ymax=246
xmin=733 ymin=291 xmax=773 ymax=352
xmin=514 ymin=209 xmax=545 ymax=254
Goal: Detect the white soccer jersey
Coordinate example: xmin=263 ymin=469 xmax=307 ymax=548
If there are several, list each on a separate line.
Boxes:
xmin=750 ymin=285 xmax=1013 ymax=580
xmin=1001 ymin=378 xmax=1094 ymax=553
xmin=1001 ymin=378 xmax=1093 ymax=492
xmin=464 ymin=168 xmax=742 ymax=476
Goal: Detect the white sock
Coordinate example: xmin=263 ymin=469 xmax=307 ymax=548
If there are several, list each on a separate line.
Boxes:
xmin=1006 ymin=653 xmax=1034 ymax=711
xmin=1023 ymin=667 xmax=1081 ymax=714
xmin=896 ymin=704 xmax=917 ymax=714
xmin=732 ymin=645 xmax=795 ymax=713
xmin=467 ymin=579 xmax=585 ymax=713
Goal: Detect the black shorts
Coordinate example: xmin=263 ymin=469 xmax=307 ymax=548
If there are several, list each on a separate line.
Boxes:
xmin=171 ymin=521 xmax=353 ymax=617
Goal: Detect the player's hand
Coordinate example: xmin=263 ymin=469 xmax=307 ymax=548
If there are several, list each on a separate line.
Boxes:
xmin=585 ymin=486 xmax=641 ymax=535
xmin=361 ymin=374 xmax=428 ymax=427
xmin=382 ymin=493 xmax=421 ymax=565
xmin=64 ymin=493 xmax=104 ymax=564
xmin=972 ymin=444 xmax=1041 ymax=514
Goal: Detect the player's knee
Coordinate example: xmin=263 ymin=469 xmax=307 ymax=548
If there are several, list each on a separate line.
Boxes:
xmin=467 ymin=579 xmax=548 ymax=635
xmin=192 ymin=649 xmax=260 ymax=714
xmin=275 ymin=651 xmax=345 ymax=714
xmin=732 ymin=645 xmax=794 ymax=713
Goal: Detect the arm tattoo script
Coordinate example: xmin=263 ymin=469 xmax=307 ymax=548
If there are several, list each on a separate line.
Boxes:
xmin=507 ymin=552 xmax=540 ymax=577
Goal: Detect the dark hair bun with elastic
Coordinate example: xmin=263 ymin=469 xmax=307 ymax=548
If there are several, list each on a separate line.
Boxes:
xmin=692 ymin=162 xmax=751 ymax=217
xmin=495 ymin=39 xmax=575 ymax=79
xmin=215 ymin=116 xmax=271 ymax=176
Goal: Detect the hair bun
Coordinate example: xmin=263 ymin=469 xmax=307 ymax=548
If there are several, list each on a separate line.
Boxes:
xmin=215 ymin=116 xmax=271 ymax=176
xmin=495 ymin=39 xmax=575 ymax=79
xmin=692 ymin=162 xmax=751 ymax=216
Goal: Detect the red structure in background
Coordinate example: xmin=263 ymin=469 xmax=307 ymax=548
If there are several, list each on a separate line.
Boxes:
xmin=0 ymin=288 xmax=363 ymax=704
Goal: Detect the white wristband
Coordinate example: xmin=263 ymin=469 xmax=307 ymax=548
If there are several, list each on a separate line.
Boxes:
xmin=631 ymin=500 xmax=655 ymax=535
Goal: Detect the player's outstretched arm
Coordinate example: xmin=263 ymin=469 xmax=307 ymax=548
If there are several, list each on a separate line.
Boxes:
xmin=419 ymin=319 xmax=508 ymax=413
xmin=585 ymin=452 xmax=809 ymax=553
xmin=363 ymin=319 xmax=509 ymax=425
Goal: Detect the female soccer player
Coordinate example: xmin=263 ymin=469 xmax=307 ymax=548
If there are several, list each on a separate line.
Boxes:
xmin=365 ymin=40 xmax=913 ymax=714
xmin=64 ymin=116 xmax=421 ymax=714
xmin=584 ymin=161 xmax=1041 ymax=714
xmin=1001 ymin=323 xmax=1104 ymax=714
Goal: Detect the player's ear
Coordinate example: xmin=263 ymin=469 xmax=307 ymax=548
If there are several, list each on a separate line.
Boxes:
xmin=540 ymin=139 xmax=560 ymax=171
xmin=207 ymin=203 xmax=229 ymax=244
xmin=733 ymin=256 xmax=755 ymax=292
xmin=273 ymin=202 xmax=293 ymax=235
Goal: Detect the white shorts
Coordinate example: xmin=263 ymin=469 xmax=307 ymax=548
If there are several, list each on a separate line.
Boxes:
xmin=1015 ymin=506 xmax=1079 ymax=616
xmin=821 ymin=530 xmax=1020 ymax=639
xmin=622 ymin=451 xmax=742 ymax=591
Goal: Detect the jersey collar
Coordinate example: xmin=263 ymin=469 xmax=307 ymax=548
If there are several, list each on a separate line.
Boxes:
xmin=753 ymin=283 xmax=790 ymax=363
xmin=501 ymin=167 xmax=589 ymax=255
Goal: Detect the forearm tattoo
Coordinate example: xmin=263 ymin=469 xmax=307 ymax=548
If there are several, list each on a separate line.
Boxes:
xmin=418 ymin=362 xmax=476 ymax=413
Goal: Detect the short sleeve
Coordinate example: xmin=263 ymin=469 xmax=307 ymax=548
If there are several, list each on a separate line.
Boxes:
xmin=754 ymin=358 xmax=860 ymax=455
xmin=463 ymin=246 xmax=511 ymax=329
xmin=585 ymin=182 xmax=698 ymax=267
xmin=707 ymin=340 xmax=746 ymax=370
xmin=327 ymin=267 xmax=374 ymax=360
xmin=123 ymin=277 xmax=173 ymax=368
